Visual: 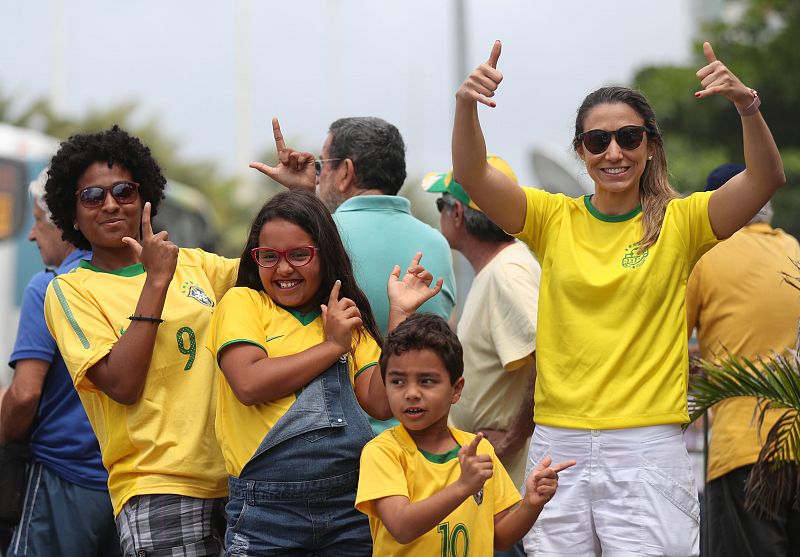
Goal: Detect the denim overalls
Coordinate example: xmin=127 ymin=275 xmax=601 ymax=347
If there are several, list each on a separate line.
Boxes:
xmin=225 ymin=356 xmax=375 ymax=556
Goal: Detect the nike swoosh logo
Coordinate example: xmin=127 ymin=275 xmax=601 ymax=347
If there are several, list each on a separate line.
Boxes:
xmin=266 ymin=335 xmax=284 ymax=342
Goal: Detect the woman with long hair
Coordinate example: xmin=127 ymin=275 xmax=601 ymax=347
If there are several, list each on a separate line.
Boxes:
xmin=451 ymin=41 xmax=784 ymax=556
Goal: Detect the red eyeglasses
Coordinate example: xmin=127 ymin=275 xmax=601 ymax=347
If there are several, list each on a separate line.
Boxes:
xmin=251 ymin=246 xmax=318 ymax=268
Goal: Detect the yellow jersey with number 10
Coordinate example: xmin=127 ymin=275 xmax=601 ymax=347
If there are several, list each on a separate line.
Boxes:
xmin=356 ymin=426 xmax=521 ymax=557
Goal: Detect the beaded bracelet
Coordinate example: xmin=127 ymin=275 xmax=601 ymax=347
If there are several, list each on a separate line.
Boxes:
xmin=128 ymin=315 xmax=165 ymax=324
xmin=737 ymin=89 xmax=761 ymax=117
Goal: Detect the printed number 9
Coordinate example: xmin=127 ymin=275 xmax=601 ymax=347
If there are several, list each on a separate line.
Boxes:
xmin=177 ymin=327 xmax=196 ymax=371
xmin=437 ymin=522 xmax=468 ymax=557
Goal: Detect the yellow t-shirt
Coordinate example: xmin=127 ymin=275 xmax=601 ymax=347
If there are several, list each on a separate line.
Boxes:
xmin=43 ymin=248 xmax=238 ymax=516
xmin=514 ymin=189 xmax=719 ymax=429
xmin=687 ymin=223 xmax=800 ymax=481
xmin=356 ymin=425 xmax=521 ymax=557
xmin=206 ymin=286 xmax=381 ymax=477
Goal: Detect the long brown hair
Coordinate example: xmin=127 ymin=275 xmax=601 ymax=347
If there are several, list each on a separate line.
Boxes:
xmin=237 ymin=190 xmax=383 ymax=348
xmin=572 ymin=86 xmax=678 ymax=250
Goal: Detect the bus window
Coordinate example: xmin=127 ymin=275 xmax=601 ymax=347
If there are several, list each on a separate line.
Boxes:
xmin=0 ymin=157 xmax=27 ymax=240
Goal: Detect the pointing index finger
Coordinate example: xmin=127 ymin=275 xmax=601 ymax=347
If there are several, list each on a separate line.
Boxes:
xmin=487 ymin=40 xmax=501 ymax=69
xmin=141 ymin=201 xmax=153 ymax=240
xmin=703 ymin=41 xmax=717 ymax=63
xmin=466 ymin=432 xmax=483 ymax=456
xmin=551 ymin=460 xmax=577 ymax=473
xmin=272 ymin=117 xmax=286 ymax=152
xmin=328 ymin=279 xmax=342 ymax=307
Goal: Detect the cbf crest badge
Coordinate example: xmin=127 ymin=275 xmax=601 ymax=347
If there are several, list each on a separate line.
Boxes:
xmin=621 ymin=242 xmax=649 ymax=269
xmin=473 ymin=487 xmax=484 ymax=506
xmin=181 ymin=281 xmax=215 ymax=307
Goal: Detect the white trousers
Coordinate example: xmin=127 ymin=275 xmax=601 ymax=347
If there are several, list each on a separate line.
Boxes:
xmin=523 ymin=424 xmax=699 ymax=557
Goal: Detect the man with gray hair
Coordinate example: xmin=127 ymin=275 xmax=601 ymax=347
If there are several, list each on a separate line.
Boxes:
xmin=252 ymin=117 xmax=457 ymax=433
xmin=687 ymin=163 xmax=800 ymax=557
xmin=0 ymin=170 xmax=119 ymax=556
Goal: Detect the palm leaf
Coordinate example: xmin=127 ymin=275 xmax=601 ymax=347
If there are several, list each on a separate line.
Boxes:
xmin=688 ymin=351 xmax=800 ymax=517
xmin=745 ymin=410 xmax=800 ymax=516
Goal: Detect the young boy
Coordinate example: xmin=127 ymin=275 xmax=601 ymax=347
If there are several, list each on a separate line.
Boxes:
xmin=356 ymin=313 xmax=574 ymax=555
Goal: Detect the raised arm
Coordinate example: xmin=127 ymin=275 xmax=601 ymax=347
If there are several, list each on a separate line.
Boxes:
xmin=385 ymin=252 xmax=444 ymax=332
xmin=697 ymin=42 xmax=785 ymax=239
xmin=453 ymin=40 xmax=527 ymax=233
xmin=85 ymin=203 xmax=177 ymax=405
xmin=355 ymin=253 xmax=444 ymax=420
xmin=249 ymin=117 xmax=317 ymax=192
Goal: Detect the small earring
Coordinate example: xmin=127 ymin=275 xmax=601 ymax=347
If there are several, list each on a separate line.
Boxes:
xmin=647 ymin=156 xmax=653 ymax=160
xmin=73 ymin=223 xmax=79 ymax=230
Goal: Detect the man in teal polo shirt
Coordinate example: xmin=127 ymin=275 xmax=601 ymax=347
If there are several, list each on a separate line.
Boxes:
xmin=252 ymin=116 xmax=457 ymax=433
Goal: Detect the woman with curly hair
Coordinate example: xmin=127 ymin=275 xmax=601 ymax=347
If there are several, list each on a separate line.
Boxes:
xmin=42 ymin=125 xmax=238 ymax=557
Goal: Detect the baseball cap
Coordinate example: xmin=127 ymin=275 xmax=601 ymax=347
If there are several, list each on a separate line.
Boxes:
xmin=705 ymin=163 xmax=745 ymax=192
xmin=420 ymin=154 xmax=518 ymax=211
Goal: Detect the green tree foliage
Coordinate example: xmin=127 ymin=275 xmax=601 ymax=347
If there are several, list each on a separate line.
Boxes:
xmin=633 ymin=0 xmax=800 ymax=237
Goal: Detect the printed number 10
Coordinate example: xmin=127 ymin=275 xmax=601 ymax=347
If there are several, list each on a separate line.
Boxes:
xmin=437 ymin=522 xmax=469 ymax=557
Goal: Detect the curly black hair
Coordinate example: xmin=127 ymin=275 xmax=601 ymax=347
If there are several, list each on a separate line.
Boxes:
xmin=44 ymin=125 xmax=166 ymax=250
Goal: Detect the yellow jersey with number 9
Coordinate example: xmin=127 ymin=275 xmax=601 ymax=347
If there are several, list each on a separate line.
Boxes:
xmin=44 ymin=248 xmax=238 ymax=516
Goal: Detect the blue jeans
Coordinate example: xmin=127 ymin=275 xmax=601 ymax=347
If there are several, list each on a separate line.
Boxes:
xmin=225 ymin=358 xmax=374 ymax=556
xmin=226 ymin=470 xmax=371 ymax=556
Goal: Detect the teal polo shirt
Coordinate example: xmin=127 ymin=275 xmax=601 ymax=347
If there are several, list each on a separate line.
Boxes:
xmin=334 ymin=195 xmax=457 ymax=433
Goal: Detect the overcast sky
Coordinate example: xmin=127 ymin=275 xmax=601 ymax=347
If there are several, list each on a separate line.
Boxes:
xmin=1 ymin=0 xmax=699 ymax=190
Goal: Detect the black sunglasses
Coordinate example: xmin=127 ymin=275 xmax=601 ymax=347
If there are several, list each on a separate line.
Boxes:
xmin=76 ymin=181 xmax=140 ymax=209
xmin=578 ymin=125 xmax=649 ymax=155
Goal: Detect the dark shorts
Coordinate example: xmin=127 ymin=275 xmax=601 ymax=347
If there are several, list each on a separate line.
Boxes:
xmin=7 ymin=461 xmax=119 ymax=557
xmin=706 ymin=464 xmax=800 ymax=557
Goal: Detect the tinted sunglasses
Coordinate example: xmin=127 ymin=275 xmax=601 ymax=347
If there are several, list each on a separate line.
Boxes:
xmin=76 ymin=181 xmax=140 ymax=209
xmin=578 ymin=125 xmax=649 ymax=155
xmin=251 ymin=245 xmax=318 ymax=269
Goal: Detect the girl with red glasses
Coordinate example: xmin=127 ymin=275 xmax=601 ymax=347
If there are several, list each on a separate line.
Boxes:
xmin=451 ymin=40 xmax=784 ymax=556
xmin=207 ymin=189 xmax=442 ymax=555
